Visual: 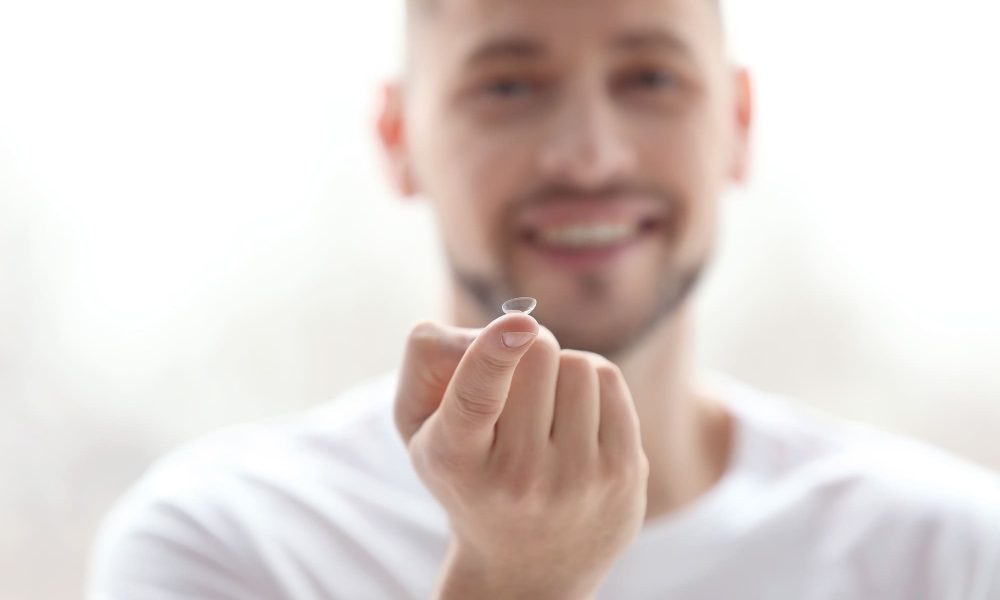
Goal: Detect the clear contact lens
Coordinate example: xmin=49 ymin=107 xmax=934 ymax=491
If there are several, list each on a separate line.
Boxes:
xmin=501 ymin=297 xmax=537 ymax=316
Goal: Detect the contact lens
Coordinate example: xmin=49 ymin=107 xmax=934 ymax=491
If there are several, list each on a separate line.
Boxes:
xmin=501 ymin=297 xmax=537 ymax=316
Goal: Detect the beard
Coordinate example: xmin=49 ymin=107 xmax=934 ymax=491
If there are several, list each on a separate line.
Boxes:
xmin=450 ymin=253 xmax=707 ymax=360
xmin=446 ymin=177 xmax=711 ymax=358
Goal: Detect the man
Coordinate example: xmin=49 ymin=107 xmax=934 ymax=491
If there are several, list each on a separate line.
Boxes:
xmin=89 ymin=0 xmax=1000 ymax=598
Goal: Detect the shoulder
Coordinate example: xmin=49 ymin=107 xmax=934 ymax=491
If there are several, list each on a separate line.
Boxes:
xmin=709 ymin=370 xmax=1000 ymax=504
xmin=711 ymin=372 xmax=1000 ymax=592
xmin=832 ymin=415 xmax=1000 ymax=543
xmin=109 ymin=368 xmax=405 ymax=511
xmin=88 ymin=369 xmax=416 ymax=597
xmin=820 ymin=422 xmax=1000 ymax=595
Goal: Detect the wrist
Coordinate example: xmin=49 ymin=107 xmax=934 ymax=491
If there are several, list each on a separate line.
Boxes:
xmin=433 ymin=539 xmax=603 ymax=600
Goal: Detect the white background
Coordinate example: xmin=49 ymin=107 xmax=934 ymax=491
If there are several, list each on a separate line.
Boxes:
xmin=1 ymin=1 xmax=999 ymax=597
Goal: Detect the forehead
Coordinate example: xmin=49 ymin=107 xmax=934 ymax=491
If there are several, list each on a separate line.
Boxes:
xmin=410 ymin=0 xmax=722 ymax=71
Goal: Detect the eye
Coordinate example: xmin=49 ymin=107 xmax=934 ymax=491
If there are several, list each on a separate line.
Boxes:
xmin=630 ymin=69 xmax=676 ymax=90
xmin=483 ymin=78 xmax=535 ymax=98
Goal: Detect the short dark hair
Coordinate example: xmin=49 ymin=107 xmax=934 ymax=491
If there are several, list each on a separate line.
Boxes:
xmin=405 ymin=0 xmax=722 ymax=28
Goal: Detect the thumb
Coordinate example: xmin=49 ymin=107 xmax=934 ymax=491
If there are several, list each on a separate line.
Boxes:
xmin=394 ymin=320 xmax=482 ymax=446
xmin=438 ymin=311 xmax=539 ymax=445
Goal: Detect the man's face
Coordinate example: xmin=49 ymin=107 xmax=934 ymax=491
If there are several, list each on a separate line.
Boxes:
xmin=382 ymin=0 xmax=751 ymax=357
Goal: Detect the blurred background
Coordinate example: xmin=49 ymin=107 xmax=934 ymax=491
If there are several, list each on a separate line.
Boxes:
xmin=2 ymin=0 xmax=999 ymax=597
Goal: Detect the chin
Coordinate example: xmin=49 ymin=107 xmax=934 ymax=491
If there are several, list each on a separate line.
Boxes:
xmin=534 ymin=310 xmax=646 ymax=357
xmin=529 ymin=275 xmax=693 ymax=357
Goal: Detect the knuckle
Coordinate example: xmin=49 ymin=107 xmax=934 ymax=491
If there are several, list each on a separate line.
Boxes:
xmin=563 ymin=348 xmax=614 ymax=369
xmin=602 ymin=454 xmax=639 ymax=485
xmin=595 ymin=360 xmax=624 ymax=387
xmin=408 ymin=319 xmax=438 ymax=339
xmin=476 ymin=349 xmax=515 ymax=376
xmin=451 ymin=385 xmax=498 ymax=421
xmin=406 ymin=320 xmax=439 ymax=353
xmin=416 ymin=443 xmax=464 ymax=477
xmin=519 ymin=336 xmax=550 ymax=365
xmin=558 ymin=350 xmax=594 ymax=377
xmin=556 ymin=352 xmax=602 ymax=402
xmin=533 ymin=326 xmax=562 ymax=355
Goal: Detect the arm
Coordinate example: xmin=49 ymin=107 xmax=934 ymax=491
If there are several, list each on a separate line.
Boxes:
xmin=88 ymin=490 xmax=270 ymax=600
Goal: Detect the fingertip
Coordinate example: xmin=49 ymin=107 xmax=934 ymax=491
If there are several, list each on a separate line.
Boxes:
xmin=489 ymin=311 xmax=539 ymax=335
xmin=500 ymin=331 xmax=536 ymax=350
xmin=467 ymin=312 xmax=538 ymax=355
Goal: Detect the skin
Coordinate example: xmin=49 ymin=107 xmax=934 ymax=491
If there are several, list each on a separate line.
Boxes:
xmin=381 ymin=0 xmax=752 ymax=595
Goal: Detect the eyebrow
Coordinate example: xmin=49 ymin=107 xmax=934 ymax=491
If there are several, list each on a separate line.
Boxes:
xmin=464 ymin=37 xmax=546 ymax=68
xmin=462 ymin=27 xmax=694 ymax=70
xmin=613 ymin=28 xmax=694 ymax=57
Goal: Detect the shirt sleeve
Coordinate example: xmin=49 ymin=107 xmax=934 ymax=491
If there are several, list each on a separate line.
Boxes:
xmin=85 ymin=430 xmax=286 ymax=600
xmin=87 ymin=491 xmax=272 ymax=600
xmin=971 ymin=492 xmax=1000 ymax=600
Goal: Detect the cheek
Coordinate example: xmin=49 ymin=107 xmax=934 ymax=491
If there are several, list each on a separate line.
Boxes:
xmin=635 ymin=106 xmax=722 ymax=182
xmin=415 ymin=115 xmax=538 ymax=268
xmin=632 ymin=112 xmax=725 ymax=255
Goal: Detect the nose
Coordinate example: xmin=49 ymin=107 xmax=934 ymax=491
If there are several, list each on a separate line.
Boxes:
xmin=536 ymin=80 xmax=637 ymax=190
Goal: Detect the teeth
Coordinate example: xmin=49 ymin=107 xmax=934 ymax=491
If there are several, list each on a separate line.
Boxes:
xmin=537 ymin=223 xmax=638 ymax=248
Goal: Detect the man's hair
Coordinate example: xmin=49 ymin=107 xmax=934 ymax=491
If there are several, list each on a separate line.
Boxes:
xmin=405 ymin=0 xmax=724 ymax=32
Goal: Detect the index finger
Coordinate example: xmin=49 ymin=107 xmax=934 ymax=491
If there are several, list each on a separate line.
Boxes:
xmin=438 ymin=311 xmax=539 ymax=447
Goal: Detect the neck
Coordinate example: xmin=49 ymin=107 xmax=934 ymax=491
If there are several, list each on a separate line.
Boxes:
xmin=446 ymin=287 xmax=734 ymax=523
xmin=610 ymin=303 xmax=733 ymax=522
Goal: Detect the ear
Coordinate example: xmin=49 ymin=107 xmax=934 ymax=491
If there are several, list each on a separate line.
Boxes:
xmin=376 ymin=81 xmax=419 ymax=198
xmin=728 ymin=66 xmax=753 ymax=184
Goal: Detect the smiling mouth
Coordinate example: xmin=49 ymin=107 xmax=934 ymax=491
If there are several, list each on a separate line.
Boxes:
xmin=518 ymin=216 xmax=665 ymax=250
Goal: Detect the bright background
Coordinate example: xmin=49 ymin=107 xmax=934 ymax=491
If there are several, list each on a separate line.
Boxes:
xmin=2 ymin=1 xmax=999 ymax=598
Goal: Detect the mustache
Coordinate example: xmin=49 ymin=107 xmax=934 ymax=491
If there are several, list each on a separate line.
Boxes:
xmin=517 ymin=179 xmax=674 ymax=206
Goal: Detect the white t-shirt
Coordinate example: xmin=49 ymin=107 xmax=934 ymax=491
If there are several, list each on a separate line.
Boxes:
xmin=88 ymin=369 xmax=1000 ymax=600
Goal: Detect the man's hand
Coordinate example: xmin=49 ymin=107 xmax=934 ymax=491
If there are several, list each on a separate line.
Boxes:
xmin=394 ymin=313 xmax=649 ymax=600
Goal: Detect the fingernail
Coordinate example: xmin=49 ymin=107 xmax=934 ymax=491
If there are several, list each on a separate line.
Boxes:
xmin=501 ymin=331 xmax=536 ymax=349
